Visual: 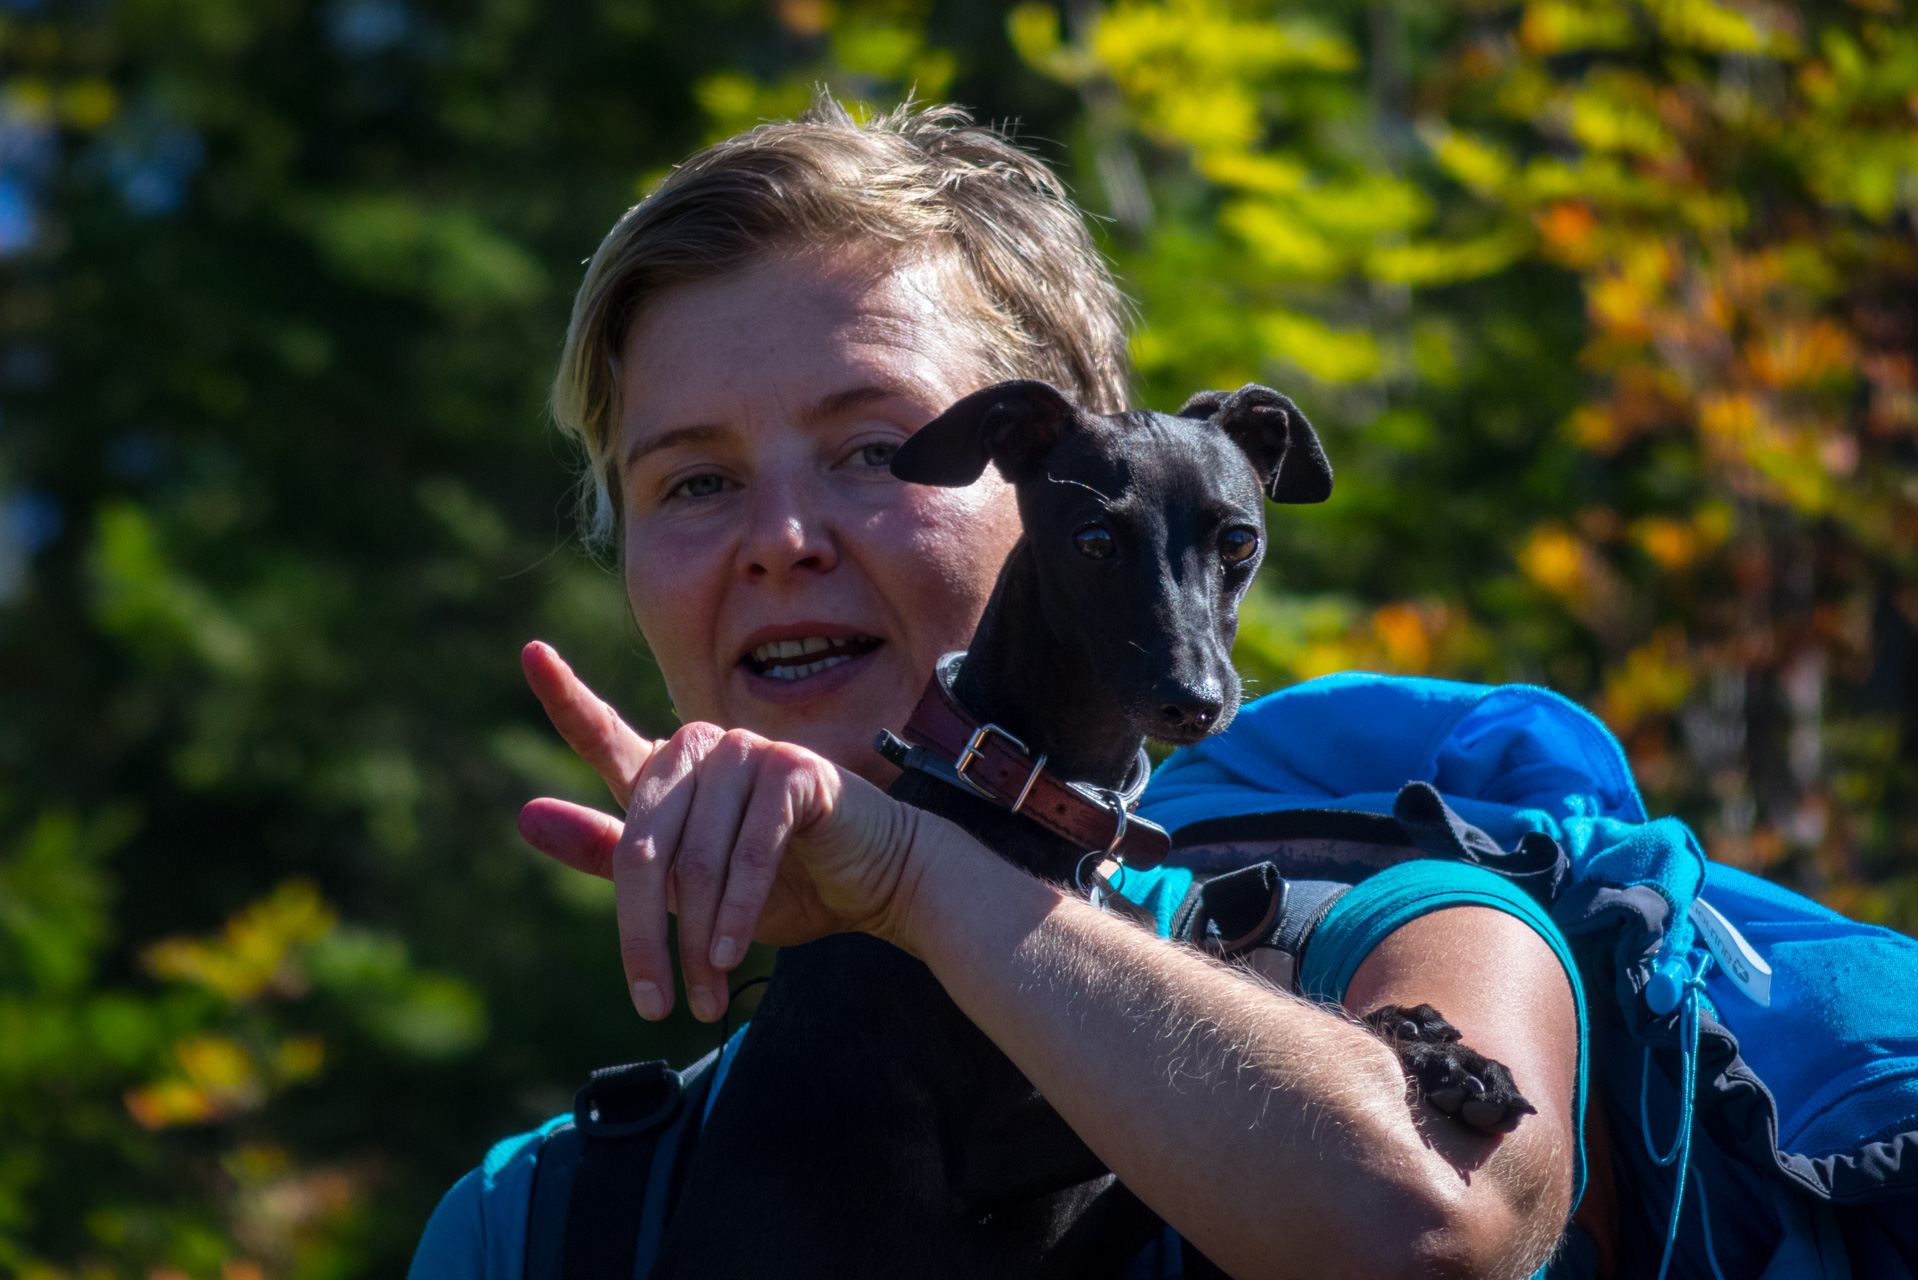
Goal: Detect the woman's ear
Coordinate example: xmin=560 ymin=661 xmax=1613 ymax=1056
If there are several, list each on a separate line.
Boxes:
xmin=1177 ymin=384 xmax=1333 ymax=504
xmin=891 ymin=380 xmax=1078 ymax=487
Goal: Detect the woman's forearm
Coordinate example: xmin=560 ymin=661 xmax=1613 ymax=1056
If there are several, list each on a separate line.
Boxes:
xmin=890 ymin=817 xmax=1507 ymax=1280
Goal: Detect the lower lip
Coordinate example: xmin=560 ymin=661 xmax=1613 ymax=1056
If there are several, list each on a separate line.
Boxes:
xmin=738 ymin=645 xmax=882 ymax=705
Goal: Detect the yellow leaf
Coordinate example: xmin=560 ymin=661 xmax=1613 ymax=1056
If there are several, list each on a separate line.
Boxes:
xmin=1698 ymin=392 xmax=1762 ymax=444
xmin=1256 ymin=310 xmax=1380 ymax=384
xmin=1519 ymin=0 xmax=1635 ymax=54
xmin=1569 ymin=80 xmax=1678 ymax=160
xmin=1600 ymin=630 xmax=1695 ymax=733
xmin=176 ymin=1034 xmax=254 ymax=1090
xmin=145 ymin=880 xmax=337 ymax=1001
xmin=1221 ymin=202 xmax=1343 ymax=279
xmin=1008 ymin=3 xmax=1095 ymax=83
xmin=1520 ymin=525 xmax=1588 ymax=599
xmin=125 ymin=1079 xmax=216 ymax=1130
xmin=1643 ymin=0 xmax=1786 ymax=55
xmin=127 ymin=1035 xmax=265 ymax=1129
xmin=1633 ymin=517 xmax=1700 ymax=570
xmin=1422 ymin=124 xmax=1516 ymax=195
xmin=1199 ymin=152 xmax=1308 ymax=196
xmin=1367 ymin=227 xmax=1529 ymax=286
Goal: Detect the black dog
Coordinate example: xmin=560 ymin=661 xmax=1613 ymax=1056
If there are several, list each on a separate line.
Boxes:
xmin=654 ymin=381 xmax=1527 ymax=1279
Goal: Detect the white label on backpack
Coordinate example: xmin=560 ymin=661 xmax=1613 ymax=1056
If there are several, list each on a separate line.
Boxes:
xmin=1689 ymin=897 xmax=1772 ymax=1007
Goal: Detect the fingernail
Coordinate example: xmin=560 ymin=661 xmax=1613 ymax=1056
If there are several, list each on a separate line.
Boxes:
xmin=711 ymin=936 xmax=738 ymax=968
xmin=690 ymin=986 xmax=721 ymax=1022
xmin=631 ymin=980 xmax=666 ymax=1019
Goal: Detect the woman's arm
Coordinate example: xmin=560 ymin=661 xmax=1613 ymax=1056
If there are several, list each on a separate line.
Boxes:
xmin=516 ymin=642 xmax=1576 ymax=1280
xmin=888 ymin=828 xmax=1576 ymax=1280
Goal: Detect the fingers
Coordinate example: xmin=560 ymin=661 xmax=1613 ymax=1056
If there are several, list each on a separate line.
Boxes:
xmin=522 ymin=640 xmax=657 ymax=808
xmin=671 ymin=730 xmax=771 ymax=1023
xmin=708 ymin=742 xmax=817 ymax=974
xmin=606 ymin=723 xmax=839 ymax=1025
xmin=614 ymin=722 xmax=722 ymax=1020
xmin=519 ymin=798 xmax=623 ymax=879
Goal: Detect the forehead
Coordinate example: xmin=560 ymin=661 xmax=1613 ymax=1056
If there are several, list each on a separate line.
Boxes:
xmin=618 ymin=250 xmax=989 ymax=431
xmin=1043 ymin=412 xmax=1263 ymax=512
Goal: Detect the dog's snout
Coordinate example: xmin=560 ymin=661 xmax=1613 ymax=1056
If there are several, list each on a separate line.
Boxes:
xmin=1156 ymin=688 xmax=1225 ymax=734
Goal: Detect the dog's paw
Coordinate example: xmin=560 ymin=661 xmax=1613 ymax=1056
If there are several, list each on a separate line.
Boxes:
xmin=1362 ymin=1004 xmax=1538 ymax=1136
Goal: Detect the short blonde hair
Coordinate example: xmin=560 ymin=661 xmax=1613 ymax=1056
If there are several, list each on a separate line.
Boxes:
xmin=551 ymin=96 xmax=1132 ymax=545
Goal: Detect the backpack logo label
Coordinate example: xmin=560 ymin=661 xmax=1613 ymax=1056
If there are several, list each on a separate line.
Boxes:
xmin=1689 ymin=897 xmax=1773 ymax=1007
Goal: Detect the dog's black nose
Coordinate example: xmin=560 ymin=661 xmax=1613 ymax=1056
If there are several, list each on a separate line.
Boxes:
xmin=1157 ymin=693 xmax=1225 ymax=734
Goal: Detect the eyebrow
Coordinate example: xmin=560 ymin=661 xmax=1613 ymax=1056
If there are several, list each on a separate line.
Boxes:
xmin=624 ymin=424 xmax=727 ymax=473
xmin=623 ymin=384 xmax=924 ymax=473
xmin=801 ymin=384 xmax=903 ymax=427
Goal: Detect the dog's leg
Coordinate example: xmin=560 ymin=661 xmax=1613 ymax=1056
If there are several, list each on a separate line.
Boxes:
xmin=1362 ymin=1003 xmax=1538 ymax=1136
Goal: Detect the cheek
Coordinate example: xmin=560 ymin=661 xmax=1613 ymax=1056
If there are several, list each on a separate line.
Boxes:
xmin=621 ymin=521 xmax=720 ymax=678
xmin=891 ymin=481 xmax=1019 ymax=616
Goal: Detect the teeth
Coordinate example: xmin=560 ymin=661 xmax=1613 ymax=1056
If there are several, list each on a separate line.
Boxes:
xmin=749 ymin=635 xmax=871 ymax=665
xmin=762 ymin=654 xmax=854 ymax=681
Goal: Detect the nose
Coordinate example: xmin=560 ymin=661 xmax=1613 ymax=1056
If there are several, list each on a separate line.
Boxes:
xmin=1155 ymin=683 xmax=1225 ymax=735
xmin=740 ymin=474 xmax=835 ymax=581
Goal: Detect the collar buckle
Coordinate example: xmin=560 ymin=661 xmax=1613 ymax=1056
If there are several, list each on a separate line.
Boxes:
xmin=954 ymin=722 xmax=1049 ymax=812
xmin=892 ymin=650 xmax=1171 ymax=870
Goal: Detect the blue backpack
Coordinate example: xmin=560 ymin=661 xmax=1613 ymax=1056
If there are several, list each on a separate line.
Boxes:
xmin=1131 ymin=672 xmax=1918 ymax=1280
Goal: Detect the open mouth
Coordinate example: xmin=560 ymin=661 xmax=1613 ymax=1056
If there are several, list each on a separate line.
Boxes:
xmin=742 ymin=634 xmax=883 ymax=682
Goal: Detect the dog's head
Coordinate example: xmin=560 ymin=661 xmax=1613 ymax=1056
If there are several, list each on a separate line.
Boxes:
xmin=891 ymin=379 xmax=1331 ymax=747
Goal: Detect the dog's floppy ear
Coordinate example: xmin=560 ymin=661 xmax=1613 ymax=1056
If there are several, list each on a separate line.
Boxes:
xmin=1177 ymin=383 xmax=1333 ymax=504
xmin=891 ymin=380 xmax=1077 ymax=487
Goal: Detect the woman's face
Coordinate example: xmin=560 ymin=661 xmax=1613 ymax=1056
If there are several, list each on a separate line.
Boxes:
xmin=616 ymin=249 xmax=1022 ymax=782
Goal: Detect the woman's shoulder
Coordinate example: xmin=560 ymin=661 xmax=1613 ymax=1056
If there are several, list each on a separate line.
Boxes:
xmin=407 ymin=1114 xmax=571 ymax=1280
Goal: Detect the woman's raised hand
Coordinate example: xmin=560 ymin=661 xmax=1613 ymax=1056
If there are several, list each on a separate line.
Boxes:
xmin=520 ymin=640 xmax=658 ymax=811
xmin=516 ymin=641 xmax=931 ymax=1022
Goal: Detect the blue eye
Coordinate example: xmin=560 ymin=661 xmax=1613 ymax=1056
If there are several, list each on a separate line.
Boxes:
xmin=675 ymin=474 xmax=726 ymax=499
xmin=859 ymin=442 xmax=898 ymax=467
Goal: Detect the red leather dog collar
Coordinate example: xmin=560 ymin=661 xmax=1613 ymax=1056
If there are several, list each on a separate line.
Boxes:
xmin=876 ymin=652 xmax=1171 ymax=871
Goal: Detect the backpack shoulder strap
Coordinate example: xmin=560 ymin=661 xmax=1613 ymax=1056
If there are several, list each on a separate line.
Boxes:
xmin=1166 ymin=859 xmax=1349 ymax=992
xmin=524 ymin=1120 xmax=583 ymax=1280
xmin=523 ymin=1053 xmax=719 ymax=1280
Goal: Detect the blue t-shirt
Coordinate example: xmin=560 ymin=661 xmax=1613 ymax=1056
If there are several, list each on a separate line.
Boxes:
xmin=409 ymin=860 xmax=1587 ymax=1278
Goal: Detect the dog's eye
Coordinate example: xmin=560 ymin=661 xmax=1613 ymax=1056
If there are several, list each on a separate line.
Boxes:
xmin=1220 ymin=527 xmax=1259 ymax=564
xmin=1073 ymin=525 xmax=1116 ymax=560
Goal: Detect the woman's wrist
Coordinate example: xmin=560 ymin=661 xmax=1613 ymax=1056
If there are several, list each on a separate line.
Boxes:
xmin=880 ymin=808 xmax=1065 ymax=965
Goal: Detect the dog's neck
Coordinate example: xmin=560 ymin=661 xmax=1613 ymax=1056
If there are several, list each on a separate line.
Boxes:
xmin=948 ymin=539 xmax=1145 ymax=789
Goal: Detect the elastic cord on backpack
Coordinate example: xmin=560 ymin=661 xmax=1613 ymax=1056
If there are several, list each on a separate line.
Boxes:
xmin=1638 ymin=951 xmax=1726 ymax=1280
xmin=1691 ymin=1161 xmax=1727 ymax=1280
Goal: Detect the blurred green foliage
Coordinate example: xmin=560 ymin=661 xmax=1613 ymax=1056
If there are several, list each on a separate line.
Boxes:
xmin=1020 ymin=0 xmax=1918 ymax=931
xmin=0 ymin=0 xmax=1915 ymax=1275
xmin=0 ymin=0 xmax=1070 ymax=1273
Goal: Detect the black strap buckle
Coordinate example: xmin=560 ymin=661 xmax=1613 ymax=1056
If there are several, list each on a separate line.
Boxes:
xmin=573 ymin=1059 xmax=684 ymax=1139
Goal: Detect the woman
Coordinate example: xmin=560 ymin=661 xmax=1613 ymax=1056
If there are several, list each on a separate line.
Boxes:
xmin=413 ymin=99 xmax=1585 ymax=1280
